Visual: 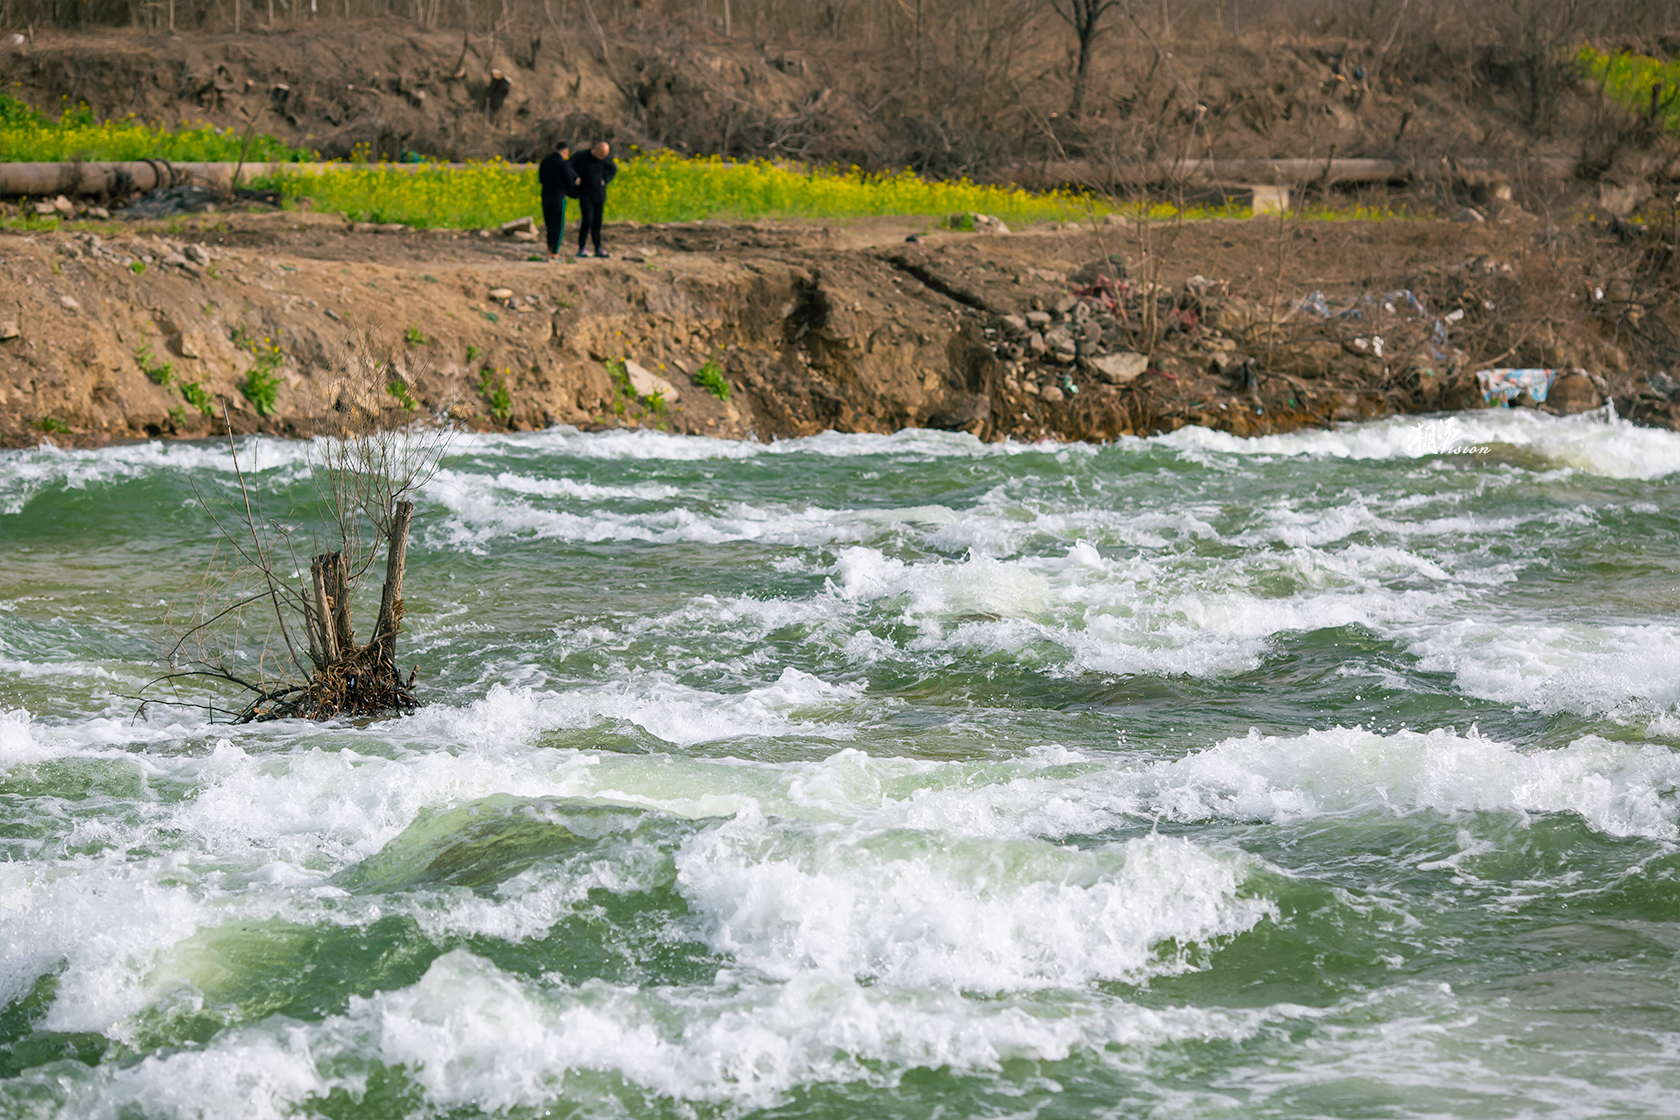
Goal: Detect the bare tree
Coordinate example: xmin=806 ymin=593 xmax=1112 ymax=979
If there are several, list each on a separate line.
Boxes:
xmin=152 ymin=332 xmax=451 ymax=722
xmin=1049 ymin=0 xmax=1119 ymax=118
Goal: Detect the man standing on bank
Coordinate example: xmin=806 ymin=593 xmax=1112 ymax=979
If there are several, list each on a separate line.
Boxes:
xmin=538 ymin=142 xmax=578 ymax=262
xmin=570 ymin=141 xmax=617 ymax=259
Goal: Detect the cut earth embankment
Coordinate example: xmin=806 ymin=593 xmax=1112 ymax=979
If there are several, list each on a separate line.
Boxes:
xmin=3 ymin=210 xmax=1676 ymax=448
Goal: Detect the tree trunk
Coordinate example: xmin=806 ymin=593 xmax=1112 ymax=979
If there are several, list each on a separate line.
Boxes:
xmin=371 ymin=500 xmax=413 ymax=665
xmin=309 ymin=554 xmax=341 ymax=667
xmin=327 ymin=551 xmax=355 ymax=655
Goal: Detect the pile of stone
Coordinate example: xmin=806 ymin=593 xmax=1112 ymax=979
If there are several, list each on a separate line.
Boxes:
xmin=59 ymin=231 xmax=216 ymax=275
xmin=24 ymin=194 xmax=110 ymax=220
xmin=987 ymin=265 xmax=1252 ymax=404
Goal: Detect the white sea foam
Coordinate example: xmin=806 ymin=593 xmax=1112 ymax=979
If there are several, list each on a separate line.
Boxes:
xmin=1131 ymin=726 xmax=1680 ymax=838
xmin=444 ymin=424 xmax=1086 ymax=464
xmin=400 ymin=670 xmax=863 ymax=750
xmin=0 ymin=706 xmax=52 ymax=764
xmin=30 ymin=948 xmax=1266 ymax=1119
xmin=816 ymin=538 xmax=1462 ymax=679
xmin=0 ymin=437 xmax=314 ymax=515
xmin=1395 ymin=614 xmax=1680 ymax=716
xmin=677 ymin=808 xmax=1272 ymax=991
xmin=1163 ymin=408 xmax=1680 ymax=480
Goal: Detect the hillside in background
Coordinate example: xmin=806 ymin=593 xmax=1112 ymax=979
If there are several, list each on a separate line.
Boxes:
xmin=2 ymin=0 xmax=1679 ymax=216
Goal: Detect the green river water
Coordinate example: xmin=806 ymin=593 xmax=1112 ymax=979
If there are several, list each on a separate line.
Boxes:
xmin=3 ymin=409 xmax=1680 ymax=1119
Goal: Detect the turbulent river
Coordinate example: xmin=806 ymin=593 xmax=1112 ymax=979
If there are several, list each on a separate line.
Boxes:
xmin=4 ymin=410 xmax=1680 ymax=1119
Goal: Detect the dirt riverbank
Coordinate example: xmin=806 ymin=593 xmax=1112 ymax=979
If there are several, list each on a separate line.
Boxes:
xmin=3 ymin=208 xmax=1677 ymax=449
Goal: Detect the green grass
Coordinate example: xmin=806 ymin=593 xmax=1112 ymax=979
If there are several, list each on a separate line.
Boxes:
xmin=694 ymin=360 xmax=730 ymax=400
xmin=477 ymin=368 xmax=512 ymax=421
xmin=179 ymin=380 xmax=214 ymax=416
xmin=0 ymin=92 xmax=309 ymax=163
xmin=136 ymin=342 xmax=174 ymax=385
xmin=234 ymin=328 xmax=284 ymax=416
xmin=1579 ymin=46 xmax=1680 ymax=136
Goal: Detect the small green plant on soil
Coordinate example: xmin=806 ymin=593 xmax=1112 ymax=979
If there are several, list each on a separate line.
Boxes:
xmin=388 ymin=379 xmax=419 ymax=410
xmin=234 ymin=327 xmax=284 ymax=416
xmin=694 ymin=360 xmax=730 ymax=400
xmin=645 ymin=389 xmax=667 ymax=415
xmin=128 ymin=261 xmax=146 ymax=276
xmin=477 ymin=368 xmax=513 ymax=421
xmin=465 ymin=344 xmax=483 ymax=362
xmin=168 ymin=405 xmax=187 ymax=425
xmin=606 ymin=358 xmax=630 ymax=394
xmin=0 ymin=214 xmax=61 ymax=232
xmin=404 ymin=325 xmax=427 ymax=347
xmin=136 ymin=342 xmax=174 ymax=385
xmin=179 ymin=380 xmax=215 ymax=416
xmin=34 ymin=416 xmax=70 ymax=434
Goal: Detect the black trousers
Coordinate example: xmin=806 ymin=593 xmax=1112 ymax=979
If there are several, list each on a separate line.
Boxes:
xmin=577 ymin=194 xmax=605 ymax=253
xmin=542 ymin=196 xmax=566 ymax=255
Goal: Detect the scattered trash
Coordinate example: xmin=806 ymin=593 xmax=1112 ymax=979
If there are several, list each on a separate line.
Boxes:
xmin=1477 ymin=368 xmax=1558 ymax=405
xmin=1300 ymin=290 xmax=1334 ymax=317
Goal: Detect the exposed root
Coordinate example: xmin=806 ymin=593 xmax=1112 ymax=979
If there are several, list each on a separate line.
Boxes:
xmin=240 ymin=643 xmax=417 ymax=722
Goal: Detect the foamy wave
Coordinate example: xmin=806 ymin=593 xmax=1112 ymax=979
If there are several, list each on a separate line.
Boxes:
xmin=822 ymin=540 xmax=1458 ymax=679
xmin=338 ymin=951 xmax=1253 ymax=1111
xmin=771 ymin=730 xmax=1680 ymax=843
xmin=402 ymin=671 xmax=863 ymax=749
xmin=30 ymin=949 xmax=1263 ymax=1119
xmin=678 ymin=808 xmax=1272 ymax=991
xmin=0 ymin=437 xmax=314 ymax=515
xmin=1399 ymin=616 xmax=1680 ymax=717
xmin=1133 ymin=726 xmax=1680 ymax=838
xmin=1162 ymin=409 xmax=1680 ymax=480
xmin=0 ymin=706 xmax=51 ymax=764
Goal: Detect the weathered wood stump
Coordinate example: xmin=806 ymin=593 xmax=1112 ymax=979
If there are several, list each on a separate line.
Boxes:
xmin=242 ymin=499 xmax=417 ymax=722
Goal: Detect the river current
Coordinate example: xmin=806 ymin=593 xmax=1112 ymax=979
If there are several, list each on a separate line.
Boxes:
xmin=3 ymin=409 xmax=1680 ymax=1119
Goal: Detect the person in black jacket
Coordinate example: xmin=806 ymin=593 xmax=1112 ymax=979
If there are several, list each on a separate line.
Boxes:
xmin=537 ymin=143 xmax=578 ymax=261
xmin=569 ymin=141 xmax=617 ymax=258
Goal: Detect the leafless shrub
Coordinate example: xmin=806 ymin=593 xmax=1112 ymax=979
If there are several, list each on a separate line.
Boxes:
xmin=151 ymin=330 xmax=451 ymax=722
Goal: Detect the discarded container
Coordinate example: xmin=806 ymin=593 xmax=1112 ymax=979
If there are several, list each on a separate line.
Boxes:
xmin=1477 ymin=368 xmax=1557 ymax=405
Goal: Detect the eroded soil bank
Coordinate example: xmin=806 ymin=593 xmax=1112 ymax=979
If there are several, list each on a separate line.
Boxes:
xmin=3 ymin=210 xmax=1677 ymax=449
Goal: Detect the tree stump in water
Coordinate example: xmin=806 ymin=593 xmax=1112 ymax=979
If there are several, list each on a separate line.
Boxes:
xmin=244 ymin=500 xmax=418 ymax=722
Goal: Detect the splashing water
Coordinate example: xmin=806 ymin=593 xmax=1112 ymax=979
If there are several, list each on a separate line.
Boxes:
xmin=4 ymin=409 xmax=1680 ymax=1119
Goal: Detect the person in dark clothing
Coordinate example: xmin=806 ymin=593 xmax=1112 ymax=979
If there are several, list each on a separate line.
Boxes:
xmin=537 ymin=143 xmax=578 ymax=261
xmin=487 ymin=69 xmax=512 ymax=116
xmin=569 ymin=141 xmax=617 ymax=258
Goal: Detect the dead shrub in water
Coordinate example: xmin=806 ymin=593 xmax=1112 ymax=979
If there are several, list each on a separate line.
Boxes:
xmin=152 ymin=330 xmax=452 ymax=723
